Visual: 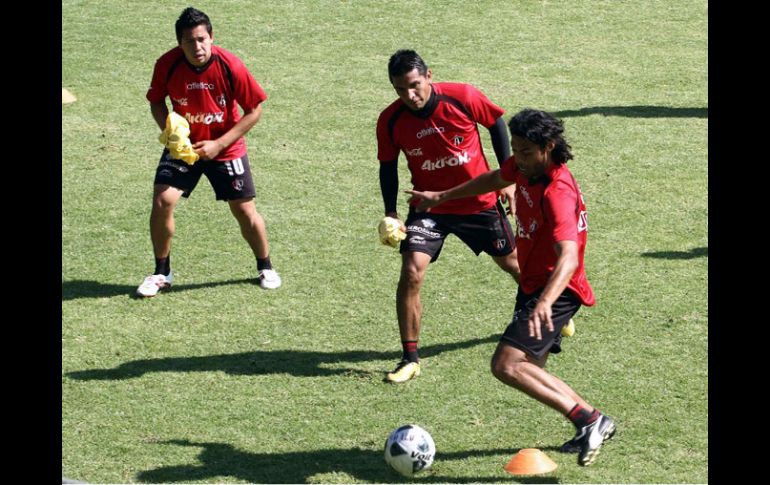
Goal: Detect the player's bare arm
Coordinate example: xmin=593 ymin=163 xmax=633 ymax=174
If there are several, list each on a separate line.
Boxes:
xmin=193 ymin=104 xmax=263 ymax=160
xmin=528 ymin=240 xmax=579 ymax=340
xmin=150 ymin=101 xmax=169 ymax=131
xmin=406 ymin=169 xmax=509 ymax=211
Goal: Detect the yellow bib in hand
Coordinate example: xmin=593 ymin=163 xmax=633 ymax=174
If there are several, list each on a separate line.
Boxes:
xmin=378 ymin=216 xmax=406 ymax=248
xmin=158 ymin=112 xmax=199 ymax=165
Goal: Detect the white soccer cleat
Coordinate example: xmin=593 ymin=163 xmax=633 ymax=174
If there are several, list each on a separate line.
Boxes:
xmin=257 ymin=269 xmax=282 ymax=289
xmin=136 ymin=272 xmax=173 ymax=298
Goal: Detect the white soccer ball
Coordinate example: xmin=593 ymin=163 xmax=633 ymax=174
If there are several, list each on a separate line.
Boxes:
xmin=383 ymin=424 xmax=436 ymax=477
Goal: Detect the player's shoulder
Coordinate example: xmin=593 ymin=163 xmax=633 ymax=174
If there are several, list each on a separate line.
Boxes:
xmin=155 ymin=46 xmax=185 ymax=65
xmin=434 ymin=82 xmax=481 ymax=98
xmin=551 ymin=162 xmax=576 ymax=181
xmin=378 ymin=98 xmax=406 ymax=124
xmin=212 ymin=45 xmax=237 ymax=60
xmin=545 ymin=164 xmax=579 ymax=194
xmin=211 ymin=45 xmax=246 ymax=66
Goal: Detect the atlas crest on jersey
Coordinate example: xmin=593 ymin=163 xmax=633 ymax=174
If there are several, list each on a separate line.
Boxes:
xmin=216 ymin=93 xmax=227 ymax=108
xmin=452 ymin=135 xmax=463 ymax=146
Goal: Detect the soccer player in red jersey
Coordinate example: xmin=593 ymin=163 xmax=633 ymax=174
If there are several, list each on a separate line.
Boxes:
xmin=377 ymin=50 xmax=520 ymax=383
xmin=408 ymin=109 xmax=616 ymax=466
xmin=137 ymin=7 xmax=281 ymax=297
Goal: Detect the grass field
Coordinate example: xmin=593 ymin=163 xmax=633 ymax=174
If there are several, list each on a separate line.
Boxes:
xmin=62 ymin=1 xmax=707 ymax=483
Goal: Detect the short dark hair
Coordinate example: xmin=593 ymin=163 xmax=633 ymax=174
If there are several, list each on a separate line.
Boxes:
xmin=175 ymin=7 xmax=212 ymax=43
xmin=388 ymin=49 xmax=428 ymax=80
xmin=508 ymin=109 xmax=574 ymax=164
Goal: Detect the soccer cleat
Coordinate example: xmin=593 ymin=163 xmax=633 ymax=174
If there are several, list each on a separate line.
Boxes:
xmin=559 ymin=434 xmax=582 ymax=454
xmin=136 ymin=272 xmax=173 ymax=298
xmin=561 ymin=413 xmax=616 ymax=453
xmin=257 ymin=269 xmax=282 ymax=289
xmin=386 ymin=360 xmax=421 ymax=383
xmin=573 ymin=414 xmax=616 ymax=466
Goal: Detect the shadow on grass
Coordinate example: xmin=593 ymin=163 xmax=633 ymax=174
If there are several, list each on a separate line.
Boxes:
xmin=66 ymin=334 xmax=500 ymax=381
xmin=641 ymin=246 xmax=708 ymax=260
xmin=138 ymin=439 xmax=563 ymax=484
xmin=550 ymin=105 xmax=707 ymax=119
xmin=61 ymin=278 xmax=258 ymax=301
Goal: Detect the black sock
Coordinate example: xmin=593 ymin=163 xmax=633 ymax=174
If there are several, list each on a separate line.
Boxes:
xmin=566 ymin=404 xmax=600 ymax=429
xmin=402 ymin=341 xmax=419 ymax=363
xmin=257 ymin=256 xmax=272 ymax=271
xmin=154 ymin=255 xmax=170 ymax=276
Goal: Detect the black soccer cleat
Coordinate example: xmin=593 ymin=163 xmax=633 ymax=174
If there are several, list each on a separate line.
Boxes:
xmin=560 ymin=413 xmax=617 ymax=454
xmin=570 ymin=414 xmax=616 ymax=466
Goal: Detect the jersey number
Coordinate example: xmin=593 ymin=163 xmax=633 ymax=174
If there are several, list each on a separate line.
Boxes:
xmin=226 ymin=158 xmax=245 ymax=176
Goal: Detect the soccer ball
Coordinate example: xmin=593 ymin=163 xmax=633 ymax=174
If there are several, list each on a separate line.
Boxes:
xmin=383 ymin=424 xmax=436 ymax=477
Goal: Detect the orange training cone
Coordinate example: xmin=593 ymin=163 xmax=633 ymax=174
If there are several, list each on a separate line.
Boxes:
xmin=504 ymin=448 xmax=558 ymax=475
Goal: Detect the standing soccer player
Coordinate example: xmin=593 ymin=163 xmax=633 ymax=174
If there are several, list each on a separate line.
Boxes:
xmin=137 ymin=7 xmax=281 ymax=297
xmin=376 ymin=50 xmax=520 ymax=383
xmin=408 ymin=109 xmax=615 ymax=466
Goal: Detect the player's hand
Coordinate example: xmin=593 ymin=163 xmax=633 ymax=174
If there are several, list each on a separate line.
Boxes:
xmin=528 ymin=301 xmax=554 ymax=341
xmin=405 ymin=189 xmax=443 ymax=212
xmin=499 ymin=185 xmax=516 ymax=216
xmin=192 ymin=140 xmax=224 ymax=161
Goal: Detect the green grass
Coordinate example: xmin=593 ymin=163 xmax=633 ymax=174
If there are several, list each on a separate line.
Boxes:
xmin=62 ymin=1 xmax=707 ymax=483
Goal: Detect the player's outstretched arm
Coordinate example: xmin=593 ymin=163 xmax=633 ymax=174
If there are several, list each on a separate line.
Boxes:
xmin=406 ymin=169 xmax=509 ymax=211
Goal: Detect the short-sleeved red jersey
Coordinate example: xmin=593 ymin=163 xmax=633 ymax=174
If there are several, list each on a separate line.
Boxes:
xmin=499 ymin=157 xmax=595 ymax=305
xmin=147 ymin=45 xmax=267 ymax=161
xmin=376 ymin=82 xmax=504 ymax=215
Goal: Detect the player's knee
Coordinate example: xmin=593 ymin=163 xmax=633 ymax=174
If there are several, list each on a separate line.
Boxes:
xmin=506 ymin=255 xmax=520 ymax=276
xmin=230 ymin=201 xmax=259 ymax=222
xmin=491 ymin=356 xmax=524 ymax=384
xmin=152 ymin=194 xmax=176 ymax=213
xmin=399 ymin=265 xmax=425 ymax=289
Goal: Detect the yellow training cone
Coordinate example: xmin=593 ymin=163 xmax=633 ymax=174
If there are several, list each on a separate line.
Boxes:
xmin=504 ymin=448 xmax=557 ymax=475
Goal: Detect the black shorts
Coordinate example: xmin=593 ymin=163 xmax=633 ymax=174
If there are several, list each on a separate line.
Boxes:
xmin=399 ymin=201 xmax=515 ymax=262
xmin=500 ymin=287 xmax=582 ymax=359
xmin=154 ymin=150 xmax=257 ymax=201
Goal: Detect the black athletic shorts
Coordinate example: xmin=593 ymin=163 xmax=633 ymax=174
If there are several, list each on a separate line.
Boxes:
xmin=500 ymin=287 xmax=582 ymax=359
xmin=399 ymin=201 xmax=515 ymax=262
xmin=154 ymin=150 xmax=257 ymax=201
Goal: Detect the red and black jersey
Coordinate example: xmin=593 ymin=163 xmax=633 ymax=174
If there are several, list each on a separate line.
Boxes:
xmin=500 ymin=158 xmax=595 ymax=306
xmin=376 ymin=82 xmax=504 ymax=215
xmin=147 ymin=45 xmax=267 ymax=161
